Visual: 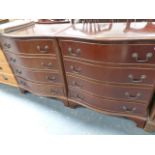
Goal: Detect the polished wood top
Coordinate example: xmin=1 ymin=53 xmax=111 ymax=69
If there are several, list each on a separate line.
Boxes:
xmin=2 ymin=21 xmax=155 ymax=41
xmin=57 ymin=22 xmax=155 ymax=41
xmin=1 ymin=23 xmax=71 ymax=37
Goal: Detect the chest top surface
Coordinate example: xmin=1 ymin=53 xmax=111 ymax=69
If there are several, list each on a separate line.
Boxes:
xmin=1 ymin=21 xmax=155 ymax=41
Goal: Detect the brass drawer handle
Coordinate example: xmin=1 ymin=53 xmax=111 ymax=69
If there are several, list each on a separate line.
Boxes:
xmin=36 ymin=45 xmax=49 ymax=53
xmin=128 ymin=74 xmax=146 ymax=83
xmin=68 ymin=47 xmax=81 ymax=56
xmin=16 ymin=69 xmax=22 ymax=75
xmin=46 ymin=76 xmax=56 ymax=81
xmin=132 ymin=52 xmax=153 ymax=63
xmin=71 ymin=81 xmax=82 ymax=88
xmin=10 ymin=57 xmax=16 ymax=63
xmin=122 ymin=105 xmax=136 ymax=113
xmin=3 ymin=43 xmax=11 ymax=49
xmin=125 ymin=92 xmax=141 ymax=100
xmin=70 ymin=65 xmax=81 ymax=74
xmin=41 ymin=62 xmax=53 ymax=68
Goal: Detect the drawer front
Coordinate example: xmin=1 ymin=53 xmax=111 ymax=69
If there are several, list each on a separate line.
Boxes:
xmin=60 ymin=40 xmax=155 ymax=64
xmin=0 ymin=63 xmax=13 ymax=74
xmin=69 ymin=89 xmax=147 ymax=117
xmin=5 ymin=52 xmax=59 ymax=70
xmin=16 ymin=77 xmax=64 ymax=97
xmin=64 ymin=60 xmax=155 ymax=85
xmin=0 ymin=73 xmax=17 ymax=85
xmin=1 ymin=38 xmax=57 ymax=55
xmin=11 ymin=65 xmax=62 ymax=84
xmin=67 ymin=76 xmax=153 ymax=104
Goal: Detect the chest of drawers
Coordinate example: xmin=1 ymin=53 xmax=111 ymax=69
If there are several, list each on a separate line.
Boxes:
xmin=1 ymin=22 xmax=155 ymax=131
xmin=1 ymin=37 xmax=68 ymax=105
xmin=58 ymin=38 xmax=155 ymax=128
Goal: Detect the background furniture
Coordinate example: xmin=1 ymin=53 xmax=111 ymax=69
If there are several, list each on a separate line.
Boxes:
xmin=0 ymin=45 xmax=18 ymax=87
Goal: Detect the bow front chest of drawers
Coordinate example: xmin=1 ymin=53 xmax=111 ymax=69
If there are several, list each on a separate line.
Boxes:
xmin=58 ymin=39 xmax=155 ymax=128
xmin=1 ymin=22 xmax=155 ymax=131
xmin=0 ymin=37 xmax=68 ymax=104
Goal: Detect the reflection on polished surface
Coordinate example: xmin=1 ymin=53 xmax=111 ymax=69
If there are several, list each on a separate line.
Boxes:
xmin=72 ymin=21 xmax=113 ymax=35
xmin=3 ymin=20 xmax=155 ymax=40
xmin=124 ymin=21 xmax=155 ymax=33
xmin=57 ymin=21 xmax=155 ymax=40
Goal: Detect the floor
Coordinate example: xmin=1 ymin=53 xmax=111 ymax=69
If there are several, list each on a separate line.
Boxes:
xmin=0 ymin=84 xmax=155 ymax=135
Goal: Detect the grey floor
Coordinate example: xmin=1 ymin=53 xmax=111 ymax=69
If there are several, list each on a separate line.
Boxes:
xmin=0 ymin=84 xmax=155 ymax=135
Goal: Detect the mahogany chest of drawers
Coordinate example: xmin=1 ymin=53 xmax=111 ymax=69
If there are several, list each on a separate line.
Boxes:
xmin=58 ymin=39 xmax=155 ymax=127
xmin=1 ymin=21 xmax=155 ymax=132
xmin=1 ymin=37 xmax=68 ymax=105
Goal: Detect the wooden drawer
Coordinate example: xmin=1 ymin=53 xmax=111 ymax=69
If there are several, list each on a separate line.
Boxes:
xmin=5 ymin=52 xmax=59 ymax=70
xmin=69 ymin=89 xmax=147 ymax=117
xmin=1 ymin=38 xmax=57 ymax=55
xmin=59 ymin=40 xmax=155 ymax=64
xmin=64 ymin=60 xmax=155 ymax=85
xmin=11 ymin=65 xmax=62 ymax=84
xmin=67 ymin=76 xmax=154 ymax=104
xmin=16 ymin=77 xmax=64 ymax=97
xmin=0 ymin=73 xmax=17 ymax=86
xmin=0 ymin=63 xmax=13 ymax=74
